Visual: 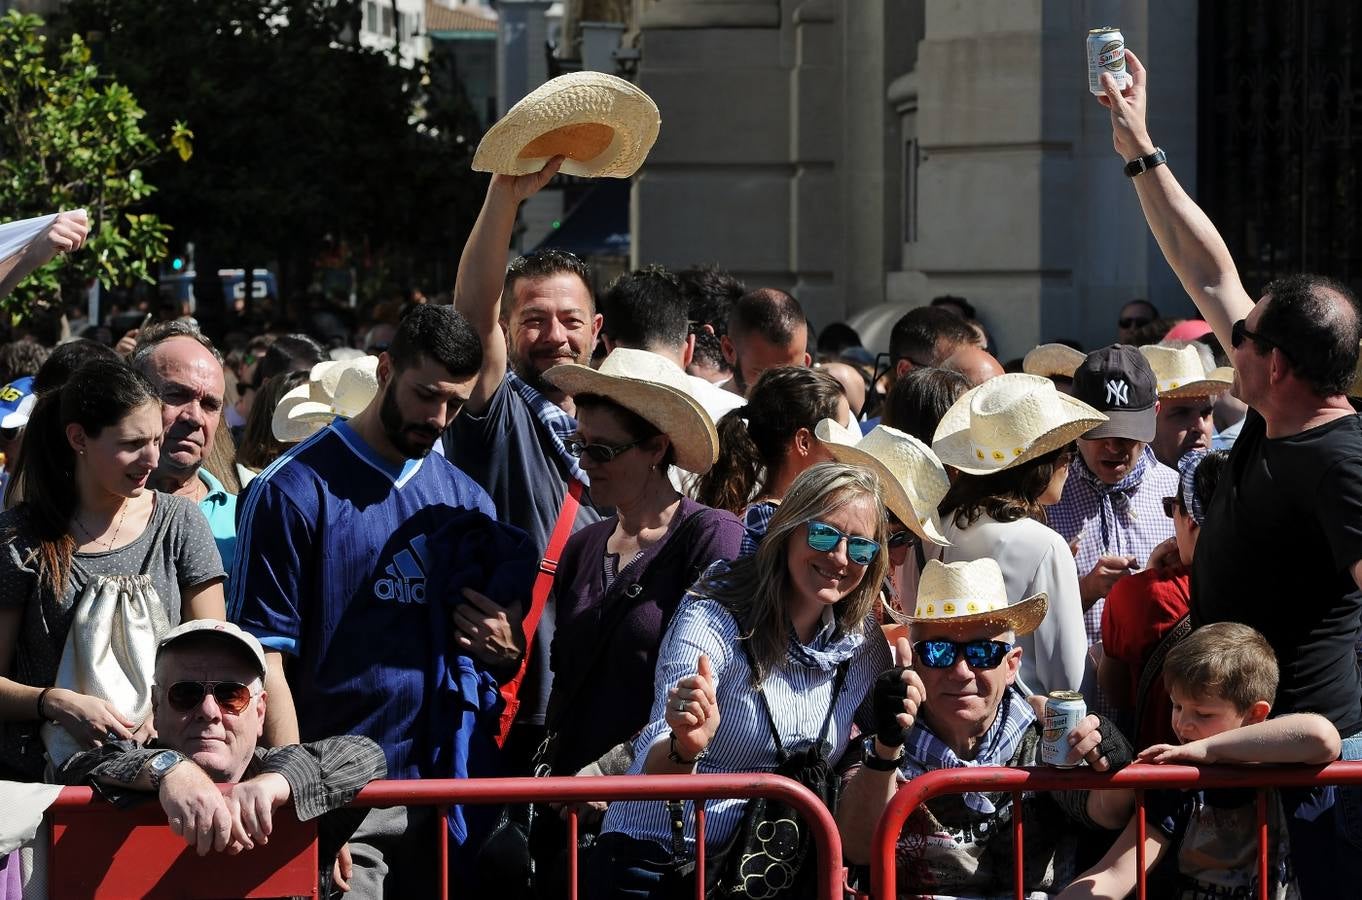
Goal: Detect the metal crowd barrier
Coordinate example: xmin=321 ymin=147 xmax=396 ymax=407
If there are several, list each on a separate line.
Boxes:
xmin=44 ymin=772 xmax=847 ymax=899
xmin=868 ymin=760 xmax=1362 ymax=900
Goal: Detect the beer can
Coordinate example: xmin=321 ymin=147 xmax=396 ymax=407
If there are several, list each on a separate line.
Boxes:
xmin=1041 ymin=690 xmax=1087 ymax=767
xmin=1087 ymin=27 xmax=1131 ymax=95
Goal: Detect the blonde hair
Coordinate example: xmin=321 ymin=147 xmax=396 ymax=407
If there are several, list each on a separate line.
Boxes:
xmin=698 ymin=462 xmax=888 ymax=682
xmin=1163 ymin=622 xmax=1278 ymax=712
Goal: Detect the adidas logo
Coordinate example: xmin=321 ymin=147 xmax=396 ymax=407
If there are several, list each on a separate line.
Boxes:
xmin=374 ymin=535 xmax=429 ymax=604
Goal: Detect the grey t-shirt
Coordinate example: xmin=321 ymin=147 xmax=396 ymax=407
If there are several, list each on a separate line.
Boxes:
xmin=446 ymin=375 xmax=600 ymax=727
xmin=0 ymin=492 xmax=225 ymax=779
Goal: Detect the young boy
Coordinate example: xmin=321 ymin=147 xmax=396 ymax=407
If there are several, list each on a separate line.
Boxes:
xmin=1058 ymin=623 xmax=1340 ymax=900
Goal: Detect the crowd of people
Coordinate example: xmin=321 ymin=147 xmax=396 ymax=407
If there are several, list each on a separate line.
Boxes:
xmin=0 ymin=47 xmax=1360 ymax=900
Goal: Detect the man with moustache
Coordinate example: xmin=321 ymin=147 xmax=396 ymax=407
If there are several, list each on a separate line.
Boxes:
xmin=230 ymin=305 xmax=515 ymax=896
xmin=449 ymin=158 xmax=603 ymax=769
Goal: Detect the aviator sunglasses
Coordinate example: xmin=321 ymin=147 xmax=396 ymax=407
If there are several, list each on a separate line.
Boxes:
xmin=564 ymin=437 xmax=642 ymax=464
xmin=805 ymin=520 xmax=881 ymax=566
xmin=166 ymin=680 xmax=258 ymax=715
xmin=913 ymin=639 xmax=1014 ymax=670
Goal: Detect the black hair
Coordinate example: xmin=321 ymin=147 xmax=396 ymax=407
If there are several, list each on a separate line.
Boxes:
xmin=1126 ymin=318 xmax=1178 ymax=347
xmin=930 ymin=295 xmax=977 ymax=320
xmin=1256 ymin=273 xmax=1362 ymax=396
xmin=32 ymin=340 xmax=119 ymax=394
xmin=237 ymin=370 xmax=309 ymax=471
xmin=387 ymin=304 xmax=484 ymax=378
xmin=501 ymin=249 xmax=593 ymax=314
xmin=7 ymin=359 xmax=160 ymax=595
xmin=888 ymin=307 xmax=975 ymax=368
xmin=254 ymin=334 xmax=325 ymax=388
xmin=1193 ymin=449 xmax=1229 ymax=511
xmin=727 ymin=288 xmax=807 ymax=347
xmin=880 ymin=366 xmax=970 ymax=445
xmin=600 ymin=265 xmax=689 ymax=351
xmin=1122 ymin=298 xmax=1160 ymax=319
xmin=0 ymin=341 xmax=51 ymax=386
xmin=940 ymin=444 xmax=1072 ymax=528
xmin=573 ymin=392 xmax=677 ymax=469
xmin=678 ymin=265 xmax=745 ymax=373
xmin=816 ymin=322 xmax=863 ymax=356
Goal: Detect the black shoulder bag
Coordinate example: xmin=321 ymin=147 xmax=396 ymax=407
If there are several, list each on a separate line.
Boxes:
xmin=708 ymin=649 xmax=851 ymax=900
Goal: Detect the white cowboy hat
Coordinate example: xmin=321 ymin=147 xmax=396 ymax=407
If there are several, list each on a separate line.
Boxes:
xmin=542 ymin=348 xmax=718 ymax=474
xmin=1139 ymin=344 xmax=1232 ymax=399
xmin=472 ymin=72 xmax=661 ymax=178
xmin=1021 ymin=343 xmax=1085 ymax=379
xmin=813 ymin=418 xmax=951 ymax=546
xmin=899 ymin=558 xmax=1048 ymax=636
xmin=932 ymin=373 xmax=1108 ymax=476
xmin=272 ymin=356 xmax=379 ymax=443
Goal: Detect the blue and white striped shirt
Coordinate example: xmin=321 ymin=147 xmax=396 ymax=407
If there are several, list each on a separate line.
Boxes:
xmin=599 ymin=589 xmax=892 ymax=854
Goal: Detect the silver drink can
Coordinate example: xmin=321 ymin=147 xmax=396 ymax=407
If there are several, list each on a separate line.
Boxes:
xmin=1042 ymin=690 xmax=1087 ymax=767
xmin=1087 ymin=27 xmax=1131 ymax=95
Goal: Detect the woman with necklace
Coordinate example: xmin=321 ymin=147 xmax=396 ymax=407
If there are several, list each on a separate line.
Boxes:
xmin=0 ymin=359 xmax=226 ymax=780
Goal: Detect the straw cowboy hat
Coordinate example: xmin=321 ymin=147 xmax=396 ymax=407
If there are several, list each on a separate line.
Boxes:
xmin=1139 ymin=344 xmax=1232 ymax=399
xmin=899 ymin=558 xmax=1048 ymax=635
xmin=932 ymin=373 xmax=1108 ymax=476
xmin=272 ymin=356 xmax=379 ymax=443
xmin=813 ymin=418 xmax=951 ymax=546
xmin=542 ymin=348 xmax=718 ymax=474
xmin=1021 ymin=343 xmax=1085 ymax=380
xmin=473 ymin=72 xmax=661 ymax=179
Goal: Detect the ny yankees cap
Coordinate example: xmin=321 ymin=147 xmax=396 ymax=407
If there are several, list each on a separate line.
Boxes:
xmin=1071 ymin=344 xmax=1158 ymax=442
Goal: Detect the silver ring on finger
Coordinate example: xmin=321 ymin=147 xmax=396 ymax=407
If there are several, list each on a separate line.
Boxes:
xmin=674 ymin=700 xmax=686 ymax=713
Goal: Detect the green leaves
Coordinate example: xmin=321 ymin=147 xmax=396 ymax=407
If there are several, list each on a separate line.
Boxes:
xmin=0 ymin=10 xmax=182 ymax=318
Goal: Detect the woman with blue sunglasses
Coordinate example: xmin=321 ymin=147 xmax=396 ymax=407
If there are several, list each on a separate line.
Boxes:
xmin=588 ymin=462 xmax=893 ymax=898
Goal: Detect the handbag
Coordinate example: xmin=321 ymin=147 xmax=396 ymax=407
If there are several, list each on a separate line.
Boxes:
xmin=707 ymin=653 xmax=851 ymax=900
xmin=41 ymin=573 xmax=169 ymax=771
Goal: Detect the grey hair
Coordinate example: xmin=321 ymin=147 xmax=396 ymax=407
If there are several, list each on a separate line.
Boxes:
xmin=129 ymin=320 xmax=224 ymax=373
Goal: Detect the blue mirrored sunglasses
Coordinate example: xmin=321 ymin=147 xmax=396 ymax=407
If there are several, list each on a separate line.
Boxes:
xmin=913 ymin=639 xmax=1013 ymax=670
xmin=805 ymin=520 xmax=880 ymax=566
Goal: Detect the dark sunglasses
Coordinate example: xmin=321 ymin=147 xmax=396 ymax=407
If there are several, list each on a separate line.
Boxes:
xmin=913 ymin=639 xmax=1014 ymax=670
xmin=1162 ymin=495 xmax=1185 ymax=518
xmin=1231 ymin=318 xmax=1290 ymax=361
xmin=1118 ymin=316 xmax=1152 ymax=330
xmin=166 ymin=680 xmax=258 ymax=714
xmin=564 ymin=437 xmax=641 ymax=463
xmin=806 ymin=520 xmax=880 ymax=565
xmin=887 ymin=530 xmax=916 ymax=550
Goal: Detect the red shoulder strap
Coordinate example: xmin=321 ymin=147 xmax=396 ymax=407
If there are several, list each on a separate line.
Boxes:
xmin=495 ymin=478 xmax=584 ymax=746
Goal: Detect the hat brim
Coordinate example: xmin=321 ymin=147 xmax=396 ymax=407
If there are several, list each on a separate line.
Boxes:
xmin=272 ymin=395 xmax=324 ymax=443
xmin=472 ymin=72 xmax=661 ymax=179
xmin=1083 ymin=406 xmax=1157 ymax=442
xmin=932 ymin=385 xmax=1107 ymax=476
xmin=891 ymin=591 xmax=1050 ymax=638
xmin=821 ymin=443 xmax=949 ymax=546
xmin=541 ymin=363 xmax=719 ymax=474
xmin=1158 ymin=377 xmax=1232 ymax=400
xmin=1022 ymin=346 xmax=1085 ymax=379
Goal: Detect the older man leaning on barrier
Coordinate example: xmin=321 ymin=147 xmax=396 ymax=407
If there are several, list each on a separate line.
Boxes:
xmin=837 ymin=559 xmax=1134 ymax=898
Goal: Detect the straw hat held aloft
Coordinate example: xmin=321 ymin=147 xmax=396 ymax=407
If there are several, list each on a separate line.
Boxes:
xmin=473 ymin=72 xmax=661 ymax=179
xmin=542 ymin=348 xmax=718 ymax=474
xmin=931 ymin=373 xmax=1108 ymax=476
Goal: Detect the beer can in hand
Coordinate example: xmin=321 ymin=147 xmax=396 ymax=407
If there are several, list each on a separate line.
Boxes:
xmin=1087 ymin=27 xmax=1131 ymax=95
xmin=1042 ymin=691 xmax=1087 ymax=767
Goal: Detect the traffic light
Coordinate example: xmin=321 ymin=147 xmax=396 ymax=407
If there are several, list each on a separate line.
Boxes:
xmin=170 ymin=256 xmax=185 ymax=271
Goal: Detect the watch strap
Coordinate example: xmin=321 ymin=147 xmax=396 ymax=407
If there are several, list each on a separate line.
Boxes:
xmin=862 ymin=735 xmax=904 ymax=772
xmin=147 ymin=750 xmax=185 ymax=790
xmin=1124 ymin=147 xmax=1167 ymax=178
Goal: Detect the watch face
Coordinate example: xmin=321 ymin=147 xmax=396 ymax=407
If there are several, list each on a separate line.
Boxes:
xmin=152 ymin=751 xmax=180 ymax=775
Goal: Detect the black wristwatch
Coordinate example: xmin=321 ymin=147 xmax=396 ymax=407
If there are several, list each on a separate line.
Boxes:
xmin=147 ymin=749 xmax=185 ymax=790
xmin=1124 ymin=147 xmax=1167 ymax=178
xmin=861 ymin=735 xmax=904 ymax=772
xmin=667 ymin=731 xmax=708 ymax=766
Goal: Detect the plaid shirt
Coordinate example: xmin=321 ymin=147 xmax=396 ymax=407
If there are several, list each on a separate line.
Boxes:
xmin=506 ymin=370 xmax=589 ymax=487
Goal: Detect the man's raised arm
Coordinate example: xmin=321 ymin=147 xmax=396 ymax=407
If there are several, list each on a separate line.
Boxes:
xmin=453 ymin=157 xmax=564 ymax=413
xmin=1099 ymin=49 xmax=1254 ymax=350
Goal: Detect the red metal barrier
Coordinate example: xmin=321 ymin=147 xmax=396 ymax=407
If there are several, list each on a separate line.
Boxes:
xmin=45 ymin=773 xmax=846 ymax=900
xmin=868 ymin=760 xmax=1362 ymax=900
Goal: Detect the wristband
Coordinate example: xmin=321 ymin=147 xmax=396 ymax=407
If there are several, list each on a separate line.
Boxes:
xmin=36 ymin=687 xmax=52 ymax=721
xmin=1124 ymin=147 xmax=1167 ymax=178
xmin=861 ymin=734 xmax=904 ymax=772
xmin=667 ymin=731 xmax=707 ymax=766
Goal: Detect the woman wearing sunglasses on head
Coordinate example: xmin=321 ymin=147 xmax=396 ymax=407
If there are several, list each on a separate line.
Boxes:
xmin=838 ymin=558 xmax=1133 ymax=898
xmin=587 ymin=462 xmax=893 ymax=899
xmin=930 ymin=373 xmax=1108 ymax=698
xmin=529 ymin=350 xmax=743 ymax=830
xmin=0 ymin=359 xmax=226 ymax=782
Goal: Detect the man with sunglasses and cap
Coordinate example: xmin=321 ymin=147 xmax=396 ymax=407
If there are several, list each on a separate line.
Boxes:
xmin=1099 ymin=46 xmax=1362 ymax=895
xmin=57 ymin=620 xmax=385 ymax=892
xmin=837 ymin=559 xmax=1134 ymax=898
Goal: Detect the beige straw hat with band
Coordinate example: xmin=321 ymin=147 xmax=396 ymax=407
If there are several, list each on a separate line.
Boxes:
xmin=1139 ymin=344 xmax=1232 ymax=399
xmin=1021 ymin=343 xmax=1086 ymax=379
xmin=896 ymin=558 xmax=1048 ymax=636
xmin=813 ymin=418 xmax=951 ymax=547
xmin=542 ymin=348 xmax=718 ymax=474
xmin=932 ymin=373 xmax=1108 ymax=476
xmin=473 ymin=72 xmax=661 ymax=178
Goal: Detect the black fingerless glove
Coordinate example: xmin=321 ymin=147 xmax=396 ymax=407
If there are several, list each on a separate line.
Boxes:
xmin=872 ymin=667 xmax=910 ymax=748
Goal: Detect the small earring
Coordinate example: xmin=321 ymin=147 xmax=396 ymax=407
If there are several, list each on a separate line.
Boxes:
xmin=650 ymin=463 xmax=657 ymax=471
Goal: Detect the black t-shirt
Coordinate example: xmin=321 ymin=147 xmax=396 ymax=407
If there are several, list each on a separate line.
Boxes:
xmin=1191 ymin=409 xmax=1362 ymax=737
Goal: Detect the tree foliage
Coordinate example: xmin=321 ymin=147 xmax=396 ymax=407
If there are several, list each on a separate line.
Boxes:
xmin=0 ymin=11 xmax=187 ymax=317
